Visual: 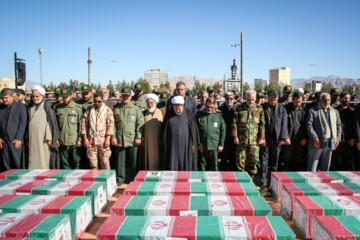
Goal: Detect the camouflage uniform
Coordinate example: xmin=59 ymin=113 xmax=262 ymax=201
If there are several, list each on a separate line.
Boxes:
xmin=82 ymin=105 xmax=114 ymax=170
xmin=232 ymin=102 xmax=265 ymax=176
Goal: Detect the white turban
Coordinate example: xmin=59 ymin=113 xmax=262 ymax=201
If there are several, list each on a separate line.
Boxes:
xmin=31 ymin=85 xmax=46 ymax=96
xmin=171 ymin=96 xmax=185 ymax=105
xmin=145 ymin=93 xmax=159 ymax=103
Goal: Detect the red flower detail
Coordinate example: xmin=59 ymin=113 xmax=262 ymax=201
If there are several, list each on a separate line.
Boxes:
xmin=0 ymin=217 xmax=16 ymax=226
xmin=210 ymin=184 xmax=222 ymax=189
xmin=30 ymin=199 xmax=47 ymax=205
xmin=163 ymin=172 xmax=175 ymax=176
xmin=159 ymin=183 xmax=172 ymax=189
xmin=336 ymin=198 xmax=351 ymax=206
xmin=207 ymin=173 xmax=218 ymax=177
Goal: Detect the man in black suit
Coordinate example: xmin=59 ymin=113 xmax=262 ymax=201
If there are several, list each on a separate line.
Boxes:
xmin=166 ymin=81 xmax=197 ymax=116
xmin=0 ymin=88 xmax=27 ymax=172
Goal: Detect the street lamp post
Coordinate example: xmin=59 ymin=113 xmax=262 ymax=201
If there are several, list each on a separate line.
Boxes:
xmin=38 ymin=47 xmax=43 ymax=86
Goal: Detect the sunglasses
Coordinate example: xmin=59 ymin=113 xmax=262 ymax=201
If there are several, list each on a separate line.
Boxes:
xmin=226 ymin=98 xmax=233 ymax=100
xmin=95 ymin=101 xmax=102 ymax=103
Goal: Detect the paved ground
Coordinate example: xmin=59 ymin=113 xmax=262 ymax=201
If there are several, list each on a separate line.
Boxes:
xmin=79 ymin=185 xmax=306 ymax=240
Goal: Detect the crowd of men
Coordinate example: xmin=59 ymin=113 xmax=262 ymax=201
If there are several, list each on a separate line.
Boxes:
xmin=0 ymin=81 xmax=360 ymax=196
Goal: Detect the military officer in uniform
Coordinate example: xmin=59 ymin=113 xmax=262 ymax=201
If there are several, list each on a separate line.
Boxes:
xmin=279 ymin=85 xmax=293 ymax=105
xmin=196 ymin=97 xmax=226 ymax=171
xmin=330 ymin=88 xmax=341 ymax=108
xmin=207 ymin=86 xmax=215 ymax=98
xmin=56 ymin=88 xmax=83 ymax=169
xmin=233 ymin=90 xmax=241 ymax=103
xmin=76 ymin=85 xmax=94 ymax=112
xmin=232 ymin=90 xmax=265 ymax=179
xmin=157 ymin=91 xmax=169 ymax=111
xmin=186 ymin=90 xmax=195 ymax=98
xmin=131 ymin=82 xmax=147 ymax=111
xmin=256 ymin=90 xmax=265 ymax=105
xmin=52 ymin=87 xmax=63 ymax=110
xmin=45 ymin=87 xmax=54 ymax=99
xmin=112 ymin=86 xmax=145 ymax=185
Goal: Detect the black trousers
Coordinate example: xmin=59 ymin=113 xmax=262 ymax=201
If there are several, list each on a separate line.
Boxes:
xmin=218 ymin=137 xmax=236 ymax=171
xmin=331 ymin=141 xmax=354 ymax=171
xmin=0 ymin=140 xmax=22 ymax=172
xmin=260 ymin=142 xmax=281 ymax=187
xmin=281 ymin=141 xmax=305 ymax=171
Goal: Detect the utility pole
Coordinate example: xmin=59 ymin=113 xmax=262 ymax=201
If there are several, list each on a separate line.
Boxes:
xmin=14 ymin=52 xmax=18 ymax=89
xmin=240 ymin=32 xmax=244 ymax=97
xmin=309 ymin=64 xmax=315 ymax=92
xmin=88 ymin=47 xmax=92 ymax=85
xmin=38 ymin=47 xmax=43 ymax=86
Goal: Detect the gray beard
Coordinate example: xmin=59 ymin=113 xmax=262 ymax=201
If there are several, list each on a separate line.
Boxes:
xmin=175 ymin=110 xmax=183 ymax=115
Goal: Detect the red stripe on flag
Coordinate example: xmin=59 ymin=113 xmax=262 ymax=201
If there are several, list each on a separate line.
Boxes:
xmin=272 ymin=172 xmax=292 ymax=183
xmin=111 ymin=196 xmax=133 ymax=216
xmin=315 ymin=216 xmax=355 ymax=240
xmin=294 ymin=196 xmax=323 ymax=237
xmin=177 ymin=171 xmax=191 ymax=182
xmin=134 ymin=171 xmax=148 ymax=182
xmin=313 ymin=172 xmax=335 ymax=182
xmin=97 ymin=216 xmax=127 ymax=240
xmin=245 ymin=216 xmax=275 ymax=240
xmin=173 ymin=182 xmax=191 ymax=196
xmin=123 ymin=182 xmax=141 ymax=195
xmin=351 ymin=171 xmax=360 ymax=176
xmin=170 ymin=216 xmax=196 ymax=240
xmin=80 ymin=170 xmax=103 ymax=181
xmin=41 ymin=196 xmax=76 ymax=214
xmin=35 ymin=170 xmax=61 ymax=180
xmin=283 ymin=183 xmax=304 ymax=197
xmin=330 ymin=183 xmax=355 ymax=196
xmin=0 ymin=195 xmax=20 ymax=206
xmin=230 ymin=196 xmax=254 ymax=216
xmin=15 ymin=180 xmax=47 ymax=194
xmin=224 ymin=183 xmax=244 ymax=196
xmin=348 ymin=196 xmax=360 ymax=206
xmin=68 ymin=181 xmax=94 ymax=196
xmin=0 ymin=169 xmax=20 ymax=180
xmin=169 ymin=196 xmax=190 ymax=216
xmin=5 ymin=213 xmax=49 ymax=238
xmin=220 ymin=172 xmax=236 ymax=183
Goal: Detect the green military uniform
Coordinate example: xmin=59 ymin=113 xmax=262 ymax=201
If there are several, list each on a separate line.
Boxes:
xmin=256 ymin=90 xmax=265 ymax=105
xmin=131 ymin=82 xmax=147 ymax=111
xmin=330 ymin=88 xmax=341 ymax=108
xmin=52 ymin=87 xmax=63 ymax=110
xmin=232 ymin=102 xmax=265 ymax=176
xmin=279 ymin=85 xmax=292 ymax=105
xmin=76 ymin=85 xmax=94 ymax=112
xmin=186 ymin=90 xmax=195 ymax=98
xmin=113 ymin=86 xmax=145 ymax=185
xmin=56 ymin=88 xmax=83 ymax=169
xmin=196 ymin=109 xmax=226 ymax=171
xmin=157 ymin=91 xmax=169 ymax=111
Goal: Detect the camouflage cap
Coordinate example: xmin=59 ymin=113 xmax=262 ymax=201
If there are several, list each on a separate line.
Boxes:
xmin=81 ymin=84 xmax=92 ymax=92
xmin=60 ymin=87 xmax=71 ymax=97
xmin=283 ymin=85 xmax=292 ymax=93
xmin=186 ymin=90 xmax=195 ymax=98
xmin=134 ymin=82 xmax=143 ymax=91
xmin=121 ymin=86 xmax=132 ymax=95
xmin=160 ymin=91 xmax=169 ymax=102
xmin=207 ymin=86 xmax=215 ymax=92
xmin=330 ymin=88 xmax=341 ymax=95
xmin=54 ymin=87 xmax=62 ymax=95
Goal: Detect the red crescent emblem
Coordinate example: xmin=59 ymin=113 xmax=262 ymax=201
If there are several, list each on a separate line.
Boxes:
xmin=30 ymin=199 xmax=47 ymax=205
xmin=212 ymin=200 xmax=228 ymax=206
xmin=71 ymin=172 xmax=83 ymax=176
xmin=345 ymin=173 xmax=356 ymax=178
xmin=224 ymin=221 xmax=243 ymax=230
xmin=0 ymin=217 xmax=16 ymax=226
xmin=152 ymin=200 xmax=167 ymax=206
xmin=210 ymin=184 xmax=222 ymax=189
xmin=336 ymin=198 xmax=351 ymax=206
xmin=159 ymin=183 xmax=171 ymax=189
xmin=163 ymin=172 xmax=175 ymax=176
xmin=303 ymin=173 xmax=314 ymax=178
xmin=207 ymin=173 xmax=218 ymax=177
xmin=150 ymin=221 xmax=168 ymax=230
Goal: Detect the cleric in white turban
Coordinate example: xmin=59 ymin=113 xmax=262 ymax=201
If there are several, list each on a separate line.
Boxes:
xmin=141 ymin=93 xmax=164 ymax=170
xmin=27 ymin=85 xmax=60 ymax=170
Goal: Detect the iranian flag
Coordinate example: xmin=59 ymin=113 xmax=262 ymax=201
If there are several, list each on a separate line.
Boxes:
xmin=123 ymin=182 xmax=259 ymax=196
xmin=312 ymin=216 xmax=360 ymax=239
xmin=135 ymin=171 xmax=252 ymax=183
xmin=281 ymin=182 xmax=360 ymax=219
xmin=0 ymin=213 xmax=72 ymax=240
xmin=0 ymin=195 xmax=92 ymax=238
xmin=325 ymin=171 xmax=360 ymax=183
xmin=97 ymin=216 xmax=295 ymax=240
xmin=111 ymin=195 xmax=271 ymax=217
xmin=271 ymin=171 xmax=335 ymax=201
xmin=293 ymin=195 xmax=360 ymax=239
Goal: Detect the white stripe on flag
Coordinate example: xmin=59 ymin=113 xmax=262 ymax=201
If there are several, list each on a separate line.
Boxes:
xmin=208 ymin=182 xmax=227 ymax=196
xmin=0 ymin=213 xmax=28 ymax=233
xmin=63 ymin=170 xmax=89 ymax=181
xmin=211 ymin=196 xmax=232 ymax=216
xmin=297 ymin=172 xmax=322 ymax=183
xmin=205 ymin=172 xmax=222 ymax=182
xmin=338 ymin=172 xmax=360 ymax=183
xmin=49 ymin=181 xmax=77 ymax=196
xmin=221 ymin=216 xmax=248 ymax=240
xmin=161 ymin=172 xmax=177 ymax=182
xmin=0 ymin=180 xmax=32 ymax=194
xmin=156 ymin=182 xmax=174 ymax=195
xmin=20 ymin=170 xmax=49 ymax=180
xmin=143 ymin=216 xmax=173 ymax=240
xmin=328 ymin=196 xmax=360 ymax=215
xmin=310 ymin=183 xmax=338 ymax=196
xmin=19 ymin=195 xmax=57 ymax=214
xmin=147 ymin=196 xmax=171 ymax=216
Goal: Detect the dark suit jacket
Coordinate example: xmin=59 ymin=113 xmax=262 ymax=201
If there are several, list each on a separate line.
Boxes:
xmin=166 ymin=96 xmax=197 ymax=116
xmin=355 ymin=103 xmax=360 ymax=142
xmin=306 ymin=106 xmax=341 ymax=150
xmin=0 ymin=101 xmax=27 ymax=142
xmin=261 ymin=102 xmax=288 ymax=143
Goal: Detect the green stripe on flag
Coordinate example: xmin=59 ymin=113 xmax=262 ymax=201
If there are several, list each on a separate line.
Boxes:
xmin=294 ymin=183 xmax=319 ymax=196
xmin=310 ymin=196 xmax=343 ymax=216
xmin=190 ymin=196 xmax=211 ymax=216
xmin=138 ymin=183 xmax=156 ymax=195
xmin=125 ymin=195 xmax=152 ymax=215
xmin=326 ymin=172 xmax=349 ymax=182
xmin=335 ymin=216 xmax=360 ymax=238
xmin=94 ymin=170 xmax=114 ymax=182
xmin=191 ymin=183 xmax=208 ymax=195
xmin=49 ymin=170 xmax=73 ymax=180
xmin=0 ymin=195 xmax=37 ymax=213
xmin=6 ymin=169 xmax=30 ymax=180
xmin=343 ymin=183 xmax=360 ymax=193
xmin=242 ymin=183 xmax=260 ymax=196
xmin=116 ymin=216 xmax=149 ymax=240
xmin=0 ymin=179 xmax=14 ymax=187
xmin=32 ymin=181 xmax=61 ymax=195
xmin=267 ymin=216 xmax=296 ymax=240
xmin=247 ymin=196 xmax=272 ymax=216
xmin=284 ymin=172 xmax=305 ymax=183
xmin=196 ymin=216 xmax=222 ymax=239
xmin=190 ymin=172 xmax=205 ymax=181
xmin=233 ymin=172 xmax=251 ymax=183
xmin=30 ymin=214 xmax=73 ymax=239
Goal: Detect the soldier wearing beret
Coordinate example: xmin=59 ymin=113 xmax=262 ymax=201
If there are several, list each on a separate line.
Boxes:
xmin=52 ymin=87 xmax=63 ymax=110
xmin=131 ymin=82 xmax=147 ymax=111
xmin=279 ymin=85 xmax=293 ymax=105
xmin=207 ymin=86 xmax=215 ymax=97
xmin=157 ymin=91 xmax=169 ymax=111
xmin=76 ymin=85 xmax=94 ymax=112
xmin=45 ymin=87 xmax=54 ymax=99
xmin=330 ymin=88 xmax=341 ymax=108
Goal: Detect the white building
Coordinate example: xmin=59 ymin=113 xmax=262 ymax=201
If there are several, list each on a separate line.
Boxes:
xmin=254 ymin=78 xmax=267 ymax=89
xmin=269 ymin=67 xmax=291 ymax=86
xmin=144 ymin=69 xmax=168 ymax=84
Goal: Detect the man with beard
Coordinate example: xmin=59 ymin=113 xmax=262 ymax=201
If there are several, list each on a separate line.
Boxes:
xmin=131 ymin=82 xmax=147 ymax=111
xmin=166 ymin=81 xmax=197 ymax=116
xmin=161 ymin=96 xmax=200 ymax=170
xmin=142 ymin=93 xmax=164 ymax=170
xmin=112 ymin=86 xmax=144 ymax=185
xmin=306 ymin=93 xmax=341 ymax=171
xmin=218 ymin=92 xmax=236 ymax=171
xmin=27 ymin=85 xmax=60 ymax=169
xmin=82 ymin=92 xmax=114 ymax=170
xmin=0 ymin=88 xmax=27 ymax=171
xmin=101 ymin=88 xmax=115 ymax=110
xmin=196 ymin=97 xmax=225 ymax=171
xmin=279 ymin=85 xmax=293 ymax=105
xmin=52 ymin=87 xmax=63 ymax=110
xmin=330 ymin=88 xmax=341 ymax=108
xmin=197 ymin=91 xmax=208 ymax=111
xmin=56 ymin=88 xmax=83 ymax=169
xmin=331 ymin=92 xmax=355 ymax=170
xmin=45 ymin=87 xmax=54 ymax=100
xmin=76 ymin=85 xmax=94 ymax=112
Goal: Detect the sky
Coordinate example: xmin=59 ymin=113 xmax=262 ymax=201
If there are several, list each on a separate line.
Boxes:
xmin=0 ymin=0 xmax=359 ymax=87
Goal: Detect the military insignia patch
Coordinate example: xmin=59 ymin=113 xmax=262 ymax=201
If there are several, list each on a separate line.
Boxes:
xmin=62 ymin=89 xmax=67 ymax=94
xmin=162 ymin=94 xmax=166 ymax=98
xmin=136 ymin=84 xmax=141 ymax=88
xmin=83 ymin=86 xmax=87 ymax=90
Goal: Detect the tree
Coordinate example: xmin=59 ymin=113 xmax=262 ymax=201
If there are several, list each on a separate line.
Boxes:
xmin=243 ymin=82 xmax=250 ymax=93
xmin=69 ymin=79 xmax=79 ymax=88
xmin=321 ymin=82 xmax=334 ymax=94
xmin=254 ymin=83 xmax=263 ymax=92
xmin=213 ymin=81 xmax=222 ymax=91
xmin=303 ymin=83 xmax=311 ymax=92
xmin=107 ymin=80 xmax=114 ymax=92
xmin=160 ymin=81 xmax=171 ymax=89
xmin=59 ymin=82 xmax=68 ymax=88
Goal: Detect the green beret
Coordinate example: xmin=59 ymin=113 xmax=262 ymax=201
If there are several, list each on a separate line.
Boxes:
xmin=46 ymin=87 xmax=53 ymax=92
xmin=207 ymin=86 xmax=215 ymax=92
xmin=186 ymin=90 xmax=195 ymax=98
xmin=54 ymin=87 xmax=62 ymax=95
xmin=134 ymin=83 xmax=143 ymax=91
xmin=257 ymin=91 xmax=265 ymax=98
xmin=233 ymin=90 xmax=240 ymax=97
xmin=152 ymin=89 xmax=160 ymax=94
xmin=121 ymin=86 xmax=132 ymax=95
xmin=81 ymin=84 xmax=92 ymax=92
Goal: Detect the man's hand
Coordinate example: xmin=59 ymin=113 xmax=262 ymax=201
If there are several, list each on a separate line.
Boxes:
xmin=12 ymin=139 xmax=22 ymax=149
xmin=334 ymin=140 xmax=340 ymax=149
xmin=300 ymin=139 xmax=307 ymax=146
xmin=258 ymin=138 xmax=266 ymax=147
xmin=104 ymin=138 xmax=110 ymax=148
xmin=284 ymin=138 xmax=291 ymax=145
xmin=199 ymin=144 xmax=204 ymax=153
xmin=56 ymin=140 xmax=60 ymax=147
xmin=111 ymin=138 xmax=118 ymax=146
xmin=134 ymin=138 xmax=141 ymax=146
xmin=0 ymin=139 xmax=4 ymax=149
xmin=218 ymin=145 xmax=224 ymax=153
xmin=348 ymin=139 xmax=355 ymax=147
xmin=83 ymin=138 xmax=90 ymax=149
xmin=47 ymin=140 xmax=54 ymax=148
xmin=76 ymin=141 xmax=82 ymax=147
xmin=278 ymin=140 xmax=285 ymax=147
xmin=233 ymin=137 xmax=240 ymax=145
xmin=313 ymin=138 xmax=320 ymax=148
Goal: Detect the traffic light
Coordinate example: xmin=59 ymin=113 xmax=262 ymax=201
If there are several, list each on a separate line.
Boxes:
xmin=16 ymin=62 xmax=26 ymax=86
